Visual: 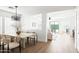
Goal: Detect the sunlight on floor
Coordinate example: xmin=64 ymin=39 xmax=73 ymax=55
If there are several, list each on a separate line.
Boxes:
xmin=47 ymin=33 xmax=77 ymax=53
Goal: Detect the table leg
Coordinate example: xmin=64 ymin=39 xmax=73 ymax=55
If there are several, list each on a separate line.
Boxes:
xmin=27 ymin=37 xmax=30 ymax=45
xmin=23 ymin=38 xmax=26 ymax=48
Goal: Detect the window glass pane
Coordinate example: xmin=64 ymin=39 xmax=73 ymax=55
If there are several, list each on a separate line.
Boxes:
xmin=50 ymin=21 xmax=59 ymax=32
xmin=5 ymin=17 xmax=16 ymax=35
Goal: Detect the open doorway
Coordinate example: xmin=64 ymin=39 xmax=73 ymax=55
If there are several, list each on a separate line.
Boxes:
xmin=47 ymin=20 xmax=59 ymax=41
xmin=47 ymin=9 xmax=76 ymax=52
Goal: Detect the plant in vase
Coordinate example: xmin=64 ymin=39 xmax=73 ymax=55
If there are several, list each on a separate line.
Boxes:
xmin=16 ymin=27 xmax=21 ymax=35
xmin=16 ymin=31 xmax=21 ymax=35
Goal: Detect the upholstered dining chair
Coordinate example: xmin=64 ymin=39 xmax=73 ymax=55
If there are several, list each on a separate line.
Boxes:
xmin=4 ymin=35 xmax=22 ymax=53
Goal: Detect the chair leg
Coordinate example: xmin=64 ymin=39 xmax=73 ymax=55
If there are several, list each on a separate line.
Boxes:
xmin=36 ymin=35 xmax=38 ymax=43
xmin=19 ymin=41 xmax=21 ymax=53
xmin=2 ymin=43 xmax=4 ymax=53
xmin=7 ymin=44 xmax=9 ymax=53
xmin=33 ymin=38 xmax=36 ymax=45
xmin=19 ymin=45 xmax=21 ymax=53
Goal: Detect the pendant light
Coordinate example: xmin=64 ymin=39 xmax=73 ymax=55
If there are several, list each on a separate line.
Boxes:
xmin=11 ymin=6 xmax=21 ymax=21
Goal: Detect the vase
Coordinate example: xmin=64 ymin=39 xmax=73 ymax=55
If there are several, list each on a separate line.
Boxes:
xmin=16 ymin=31 xmax=21 ymax=35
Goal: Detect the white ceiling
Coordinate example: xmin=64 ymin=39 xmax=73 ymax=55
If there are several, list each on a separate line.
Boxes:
xmin=0 ymin=6 xmax=76 ymax=15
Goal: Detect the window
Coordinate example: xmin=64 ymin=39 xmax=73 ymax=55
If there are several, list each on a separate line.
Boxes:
xmin=50 ymin=21 xmax=59 ymax=33
xmin=5 ymin=17 xmax=16 ymax=35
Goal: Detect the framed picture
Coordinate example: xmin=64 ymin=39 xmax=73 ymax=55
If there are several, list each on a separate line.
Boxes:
xmin=32 ymin=22 xmax=36 ymax=27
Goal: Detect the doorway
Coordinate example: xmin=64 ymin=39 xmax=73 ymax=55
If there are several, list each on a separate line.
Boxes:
xmin=46 ymin=9 xmax=77 ymax=52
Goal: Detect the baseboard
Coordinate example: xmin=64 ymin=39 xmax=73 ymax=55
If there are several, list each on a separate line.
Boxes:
xmin=48 ymin=39 xmax=52 ymax=41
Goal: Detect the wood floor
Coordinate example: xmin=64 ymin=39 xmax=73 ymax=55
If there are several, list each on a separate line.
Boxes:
xmin=21 ymin=40 xmax=77 ymax=53
xmin=21 ymin=33 xmax=78 ymax=53
xmin=22 ymin=41 xmax=51 ymax=53
xmin=1 ymin=40 xmax=77 ymax=53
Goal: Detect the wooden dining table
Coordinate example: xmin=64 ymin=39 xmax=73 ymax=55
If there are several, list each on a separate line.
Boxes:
xmin=11 ymin=32 xmax=36 ymax=48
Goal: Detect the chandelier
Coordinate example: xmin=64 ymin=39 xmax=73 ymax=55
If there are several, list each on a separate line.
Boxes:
xmin=11 ymin=6 xmax=21 ymax=21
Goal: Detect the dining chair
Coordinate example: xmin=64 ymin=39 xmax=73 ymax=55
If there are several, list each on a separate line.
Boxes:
xmin=4 ymin=36 xmax=22 ymax=53
xmin=29 ymin=32 xmax=38 ymax=45
xmin=0 ymin=35 xmax=8 ymax=53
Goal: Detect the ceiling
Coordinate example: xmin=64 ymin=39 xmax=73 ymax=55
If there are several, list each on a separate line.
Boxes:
xmin=0 ymin=6 xmax=76 ymax=15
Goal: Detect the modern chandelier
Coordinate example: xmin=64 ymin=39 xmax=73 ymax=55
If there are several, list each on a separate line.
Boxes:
xmin=11 ymin=6 xmax=21 ymax=21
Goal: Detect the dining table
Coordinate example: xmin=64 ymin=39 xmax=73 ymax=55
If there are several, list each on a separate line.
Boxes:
xmin=11 ymin=32 xmax=36 ymax=48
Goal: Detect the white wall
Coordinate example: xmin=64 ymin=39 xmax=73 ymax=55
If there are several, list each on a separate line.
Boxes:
xmin=41 ymin=13 xmax=47 ymax=42
xmin=21 ymin=12 xmax=47 ymax=42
